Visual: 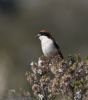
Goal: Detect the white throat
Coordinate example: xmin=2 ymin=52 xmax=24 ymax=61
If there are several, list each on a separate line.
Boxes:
xmin=39 ymin=36 xmax=52 ymax=44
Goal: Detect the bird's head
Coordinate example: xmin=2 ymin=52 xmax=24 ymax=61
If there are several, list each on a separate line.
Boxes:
xmin=37 ymin=30 xmax=53 ymax=41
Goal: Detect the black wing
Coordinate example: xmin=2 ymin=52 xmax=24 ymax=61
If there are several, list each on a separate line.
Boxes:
xmin=53 ymin=41 xmax=63 ymax=59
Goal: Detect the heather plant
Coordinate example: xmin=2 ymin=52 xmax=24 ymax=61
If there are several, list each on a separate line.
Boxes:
xmin=25 ymin=55 xmax=88 ymax=100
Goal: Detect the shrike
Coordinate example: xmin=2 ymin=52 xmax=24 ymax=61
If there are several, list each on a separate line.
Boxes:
xmin=37 ymin=30 xmax=63 ymax=59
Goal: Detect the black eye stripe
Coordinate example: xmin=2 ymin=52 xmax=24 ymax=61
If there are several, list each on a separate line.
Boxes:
xmin=39 ymin=32 xmax=50 ymax=37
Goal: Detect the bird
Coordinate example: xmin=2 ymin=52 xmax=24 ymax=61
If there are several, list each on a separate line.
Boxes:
xmin=37 ymin=30 xmax=63 ymax=59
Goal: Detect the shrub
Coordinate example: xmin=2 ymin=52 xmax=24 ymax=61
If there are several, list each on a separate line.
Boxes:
xmin=25 ymin=55 xmax=88 ymax=100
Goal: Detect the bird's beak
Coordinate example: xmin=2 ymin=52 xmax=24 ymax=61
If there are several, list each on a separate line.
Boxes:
xmin=35 ymin=34 xmax=40 ymax=38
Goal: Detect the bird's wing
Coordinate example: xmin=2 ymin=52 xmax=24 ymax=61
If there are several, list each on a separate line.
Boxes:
xmin=53 ymin=41 xmax=63 ymax=59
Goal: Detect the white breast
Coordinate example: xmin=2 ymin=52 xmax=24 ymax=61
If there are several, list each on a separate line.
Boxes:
xmin=39 ymin=36 xmax=58 ymax=57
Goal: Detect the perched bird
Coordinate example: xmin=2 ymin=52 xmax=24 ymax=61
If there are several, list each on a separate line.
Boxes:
xmin=37 ymin=30 xmax=63 ymax=59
